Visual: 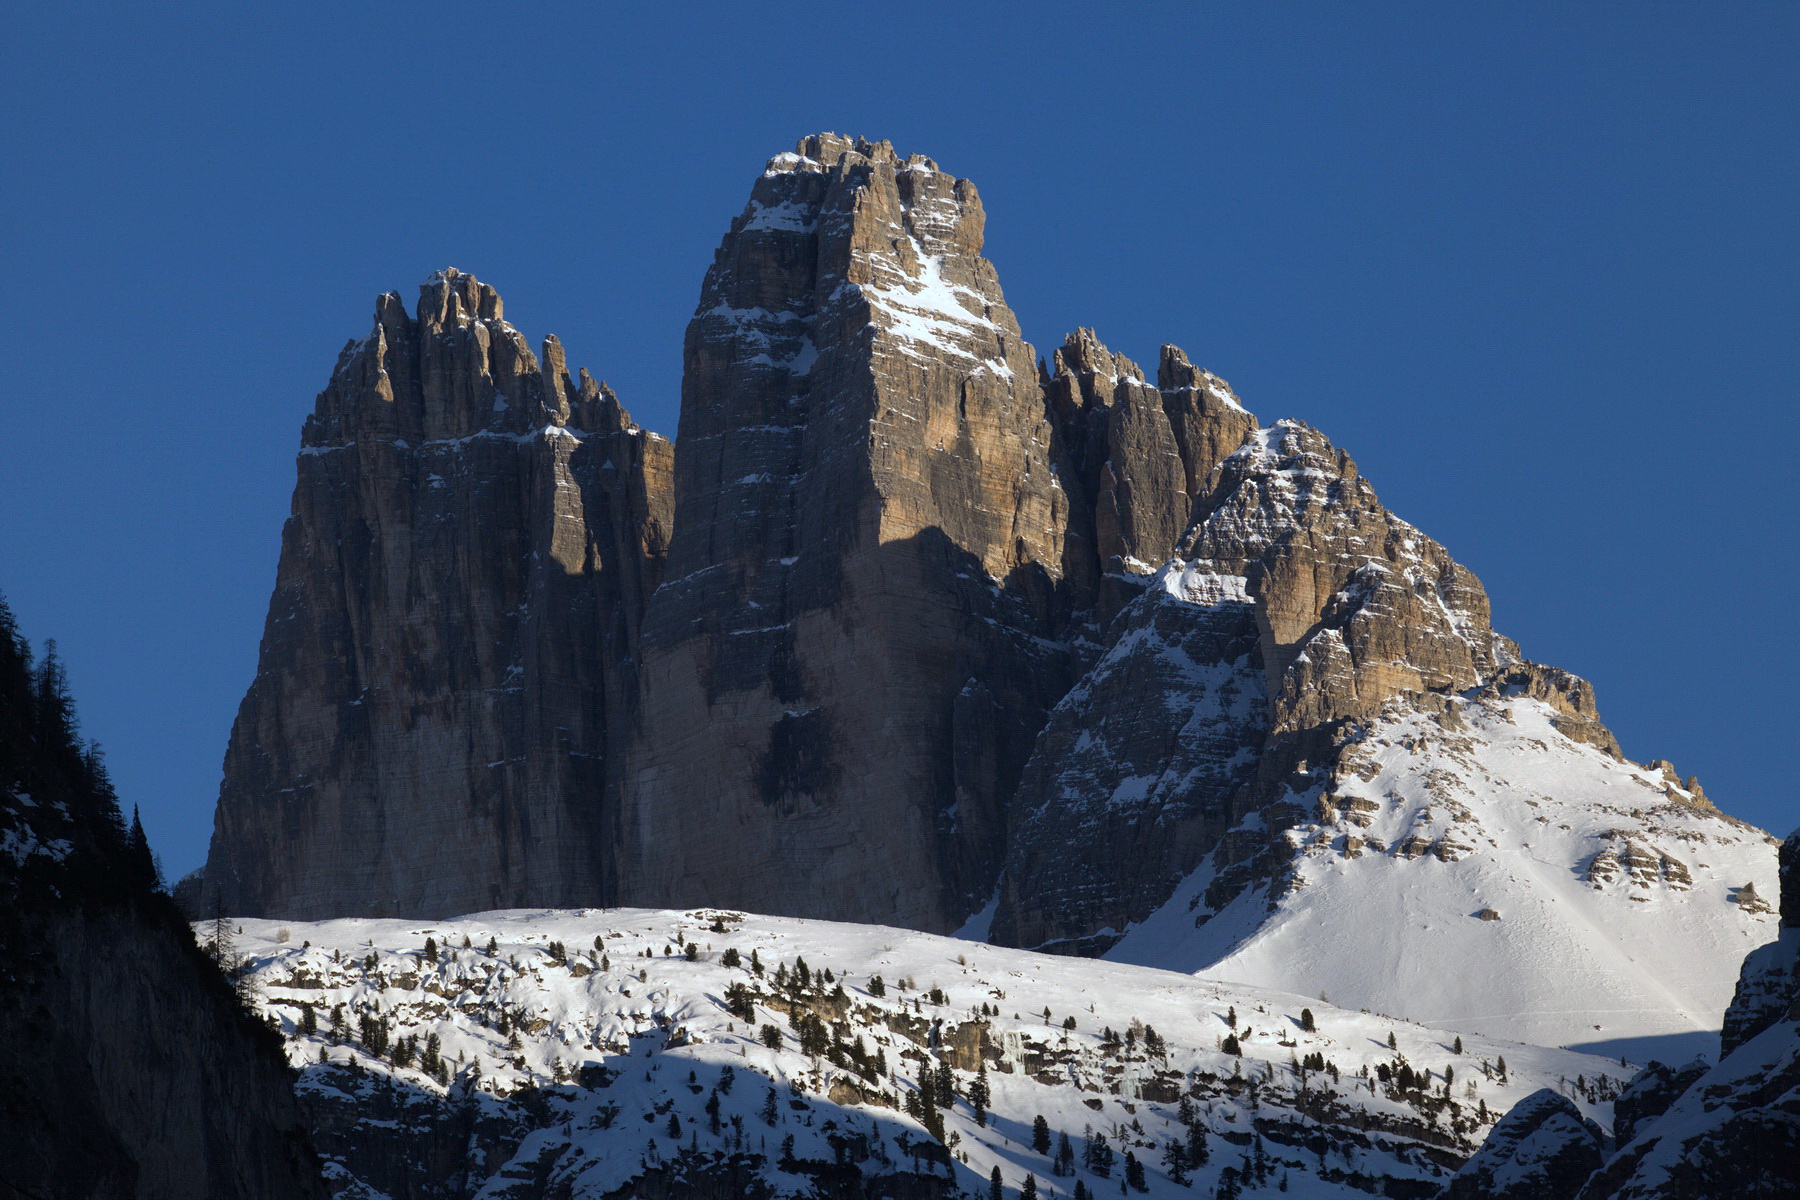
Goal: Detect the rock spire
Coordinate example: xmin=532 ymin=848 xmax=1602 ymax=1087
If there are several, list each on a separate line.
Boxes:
xmin=192 ymin=269 xmax=671 ymax=918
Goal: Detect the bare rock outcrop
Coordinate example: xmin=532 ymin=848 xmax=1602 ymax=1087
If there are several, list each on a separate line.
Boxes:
xmin=190 ymin=270 xmax=671 ymax=919
xmin=622 ymin=135 xmax=1075 ymax=931
xmin=1438 ymin=1090 xmax=1606 ymax=1200
xmin=995 ymin=419 xmax=1510 ymax=948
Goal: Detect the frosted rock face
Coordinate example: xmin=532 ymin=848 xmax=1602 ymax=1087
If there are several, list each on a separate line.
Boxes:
xmin=996 ymin=419 xmax=1508 ymax=948
xmin=1439 ymin=1090 xmax=1606 ymax=1200
xmin=623 ymin=136 xmax=1078 ymax=932
xmin=1721 ymin=828 xmax=1800 ymax=1055
xmin=193 ymin=270 xmax=672 ymax=919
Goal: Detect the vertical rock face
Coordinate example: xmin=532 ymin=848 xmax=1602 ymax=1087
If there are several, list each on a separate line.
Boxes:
xmin=1039 ymin=333 xmax=1257 ymax=623
xmin=623 ymin=135 xmax=1074 ymax=931
xmin=194 ymin=270 xmax=671 ymax=919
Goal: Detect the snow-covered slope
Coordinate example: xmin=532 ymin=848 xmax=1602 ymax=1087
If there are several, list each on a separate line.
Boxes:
xmin=1105 ymin=690 xmax=1777 ymax=1062
xmin=232 ymin=908 xmax=1633 ymax=1200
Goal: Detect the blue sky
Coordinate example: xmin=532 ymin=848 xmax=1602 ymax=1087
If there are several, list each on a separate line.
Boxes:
xmin=2 ymin=3 xmax=1794 ymax=878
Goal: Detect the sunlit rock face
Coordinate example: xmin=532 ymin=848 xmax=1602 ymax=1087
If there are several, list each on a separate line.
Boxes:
xmin=623 ymin=135 xmax=1076 ymax=933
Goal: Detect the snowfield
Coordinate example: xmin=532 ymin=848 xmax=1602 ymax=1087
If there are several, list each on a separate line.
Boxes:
xmin=1103 ymin=691 xmax=1780 ymax=1064
xmin=233 ymin=908 xmax=1634 ymax=1199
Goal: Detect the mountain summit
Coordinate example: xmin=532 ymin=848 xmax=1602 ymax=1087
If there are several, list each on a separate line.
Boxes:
xmin=186 ymin=136 xmax=1776 ymax=1055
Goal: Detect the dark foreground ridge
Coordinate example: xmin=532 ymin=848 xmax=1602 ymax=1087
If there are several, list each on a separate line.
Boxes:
xmin=0 ymin=592 xmax=326 ymax=1199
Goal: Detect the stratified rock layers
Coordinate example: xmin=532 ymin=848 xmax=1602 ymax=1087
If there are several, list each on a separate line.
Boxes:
xmin=197 ymin=270 xmax=671 ymax=919
xmin=622 ymin=136 xmax=1073 ymax=931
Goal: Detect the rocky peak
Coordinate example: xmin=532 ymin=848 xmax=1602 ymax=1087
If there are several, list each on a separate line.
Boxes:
xmin=192 ymin=271 xmax=672 ymax=919
xmin=626 ymin=135 xmax=1068 ymax=933
xmin=1179 ymin=419 xmax=1498 ymax=732
xmin=1156 ymin=345 xmax=1258 ymax=499
xmin=307 ymin=268 xmax=629 ymax=450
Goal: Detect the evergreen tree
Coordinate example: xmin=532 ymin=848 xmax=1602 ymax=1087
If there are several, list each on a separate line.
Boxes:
xmin=1125 ymin=1150 xmax=1146 ymax=1192
xmin=1221 ymin=1034 xmax=1241 ymax=1056
xmin=1032 ymin=1113 xmax=1051 ymax=1154
xmin=761 ymin=1086 xmax=779 ymax=1126
xmin=124 ymin=805 xmax=158 ymax=891
xmin=1084 ymin=1130 xmax=1113 ymax=1177
xmin=1020 ymin=1174 xmax=1037 ymax=1200
xmin=1187 ymin=1122 xmax=1208 ymax=1167
xmin=760 ymin=1023 xmax=783 ymax=1050
xmin=990 ymin=1166 xmax=1003 ymax=1200
xmin=1161 ymin=1138 xmax=1191 ymax=1185
xmin=721 ymin=946 xmax=741 ymax=968
xmin=1299 ymin=1007 xmax=1316 ymax=1033
xmin=424 ymin=936 xmax=438 ymax=964
xmin=969 ymin=1062 xmax=990 ymax=1126
xmin=868 ymin=974 xmax=885 ymax=997
xmin=1453 ymin=1035 xmax=1464 ymax=1055
xmin=667 ymin=1113 xmax=681 ymax=1139
xmin=1055 ymin=1131 xmax=1075 ymax=1176
xmin=299 ymin=1003 xmax=318 ymax=1036
xmin=934 ymin=1061 xmax=955 ymax=1108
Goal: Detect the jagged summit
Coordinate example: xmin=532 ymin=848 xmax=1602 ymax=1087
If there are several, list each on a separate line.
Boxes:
xmin=309 ymin=270 xmax=637 ymax=450
xmin=766 ymin=131 xmax=945 ymax=177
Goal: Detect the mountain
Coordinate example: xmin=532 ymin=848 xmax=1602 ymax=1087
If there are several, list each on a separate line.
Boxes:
xmin=1439 ymin=828 xmax=1800 ymax=1198
xmin=229 ymin=906 xmax=1633 ymax=1200
xmin=0 ymin=595 xmax=325 ymax=1199
xmin=992 ymin=420 xmax=1776 ymax=1055
xmin=186 ymin=134 xmax=1775 ymax=1059
xmin=189 ymin=269 xmax=671 ymax=919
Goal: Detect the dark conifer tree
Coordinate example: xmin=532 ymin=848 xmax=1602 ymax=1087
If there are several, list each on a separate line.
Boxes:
xmin=1125 ymin=1150 xmax=1147 ymax=1192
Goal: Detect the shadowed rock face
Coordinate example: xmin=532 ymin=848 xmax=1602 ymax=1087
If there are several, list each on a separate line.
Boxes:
xmin=193 ymin=270 xmax=671 ymax=919
xmin=1438 ymin=1090 xmax=1606 ymax=1200
xmin=622 ymin=135 xmax=1076 ymax=932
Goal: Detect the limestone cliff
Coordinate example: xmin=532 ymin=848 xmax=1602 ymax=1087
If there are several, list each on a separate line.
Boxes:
xmin=192 ymin=270 xmax=671 ymax=919
xmin=623 ymin=135 xmax=1076 ymax=932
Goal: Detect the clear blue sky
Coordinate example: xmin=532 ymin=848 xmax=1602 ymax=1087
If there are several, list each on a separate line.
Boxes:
xmin=2 ymin=4 xmax=1794 ymax=879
